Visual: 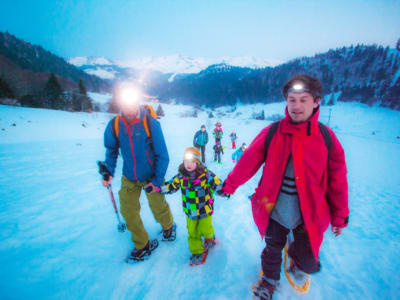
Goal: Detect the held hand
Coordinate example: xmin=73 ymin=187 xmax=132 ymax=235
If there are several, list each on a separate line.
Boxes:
xmin=144 ymin=182 xmax=157 ymax=194
xmin=332 ymin=226 xmax=343 ymax=237
xmin=216 ymin=188 xmax=230 ymax=199
xmin=102 ymin=176 xmax=113 ymax=187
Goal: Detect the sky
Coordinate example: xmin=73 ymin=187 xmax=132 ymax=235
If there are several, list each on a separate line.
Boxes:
xmin=1 ymin=0 xmax=400 ymax=62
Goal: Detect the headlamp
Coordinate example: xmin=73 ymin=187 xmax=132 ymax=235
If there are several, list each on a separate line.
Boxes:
xmin=287 ymin=83 xmax=313 ymax=95
xmin=184 ymin=153 xmax=195 ymax=161
xmin=120 ymin=87 xmax=141 ymax=107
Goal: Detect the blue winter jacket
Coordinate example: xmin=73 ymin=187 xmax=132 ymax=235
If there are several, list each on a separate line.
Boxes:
xmin=193 ymin=130 xmax=209 ymax=146
xmin=104 ymin=106 xmax=169 ymax=187
xmin=232 ymin=149 xmax=244 ymax=161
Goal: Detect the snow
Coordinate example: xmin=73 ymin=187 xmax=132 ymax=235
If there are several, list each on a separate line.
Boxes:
xmin=68 ymin=56 xmax=113 ymax=67
xmin=0 ymin=102 xmax=400 ymax=299
xmin=117 ymin=54 xmax=281 ymax=74
xmin=84 ymin=68 xmax=116 ymax=80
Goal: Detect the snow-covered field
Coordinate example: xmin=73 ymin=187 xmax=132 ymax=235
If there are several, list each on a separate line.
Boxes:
xmin=0 ymin=102 xmax=399 ymax=300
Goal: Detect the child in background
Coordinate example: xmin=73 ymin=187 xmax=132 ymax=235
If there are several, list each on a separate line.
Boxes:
xmin=213 ymin=140 xmax=224 ymax=165
xmin=213 ymin=122 xmax=223 ymax=143
xmin=229 ymin=131 xmax=238 ymax=149
xmin=232 ymin=143 xmax=247 ymax=163
xmin=159 ymin=147 xmax=221 ymax=265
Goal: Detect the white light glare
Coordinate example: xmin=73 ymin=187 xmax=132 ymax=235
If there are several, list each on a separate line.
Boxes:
xmin=121 ymin=88 xmax=140 ymax=107
xmin=184 ymin=153 xmax=195 ymax=160
xmin=292 ymin=83 xmax=304 ymax=91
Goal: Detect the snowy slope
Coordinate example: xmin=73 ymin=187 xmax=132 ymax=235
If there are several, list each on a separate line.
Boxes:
xmin=0 ymin=102 xmax=399 ymax=300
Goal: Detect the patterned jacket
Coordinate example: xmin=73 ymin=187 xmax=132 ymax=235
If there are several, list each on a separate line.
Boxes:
xmin=161 ymin=168 xmax=221 ymax=220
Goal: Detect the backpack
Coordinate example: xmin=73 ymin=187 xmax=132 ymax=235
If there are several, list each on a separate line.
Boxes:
xmin=111 ymin=105 xmax=158 ymax=151
xmin=263 ymin=121 xmax=332 ymax=162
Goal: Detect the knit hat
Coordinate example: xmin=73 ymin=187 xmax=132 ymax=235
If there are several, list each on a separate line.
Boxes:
xmin=183 ymin=147 xmax=201 ymax=163
xmin=201 ymin=124 xmax=206 ymax=129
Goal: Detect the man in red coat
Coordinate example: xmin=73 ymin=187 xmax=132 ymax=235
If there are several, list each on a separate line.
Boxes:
xmin=218 ymin=74 xmax=349 ymax=299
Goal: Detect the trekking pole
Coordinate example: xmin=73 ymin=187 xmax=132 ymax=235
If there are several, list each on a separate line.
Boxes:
xmin=97 ymin=161 xmax=126 ymax=233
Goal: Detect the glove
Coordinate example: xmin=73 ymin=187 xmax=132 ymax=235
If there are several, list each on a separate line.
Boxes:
xmin=97 ymin=161 xmax=111 ymax=181
xmin=216 ymin=183 xmax=231 ymax=199
xmin=232 ymin=159 xmax=236 ymax=163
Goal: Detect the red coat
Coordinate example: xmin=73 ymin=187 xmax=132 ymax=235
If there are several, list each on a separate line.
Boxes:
xmin=223 ymin=107 xmax=349 ymax=259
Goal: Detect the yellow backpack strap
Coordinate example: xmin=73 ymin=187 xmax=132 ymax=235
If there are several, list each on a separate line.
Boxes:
xmin=145 ymin=104 xmax=158 ymax=119
xmin=143 ymin=105 xmax=158 ymax=138
xmin=114 ymin=114 xmax=120 ymax=138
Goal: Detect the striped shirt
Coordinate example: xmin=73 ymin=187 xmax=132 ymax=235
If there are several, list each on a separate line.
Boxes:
xmin=270 ymin=156 xmax=303 ymax=229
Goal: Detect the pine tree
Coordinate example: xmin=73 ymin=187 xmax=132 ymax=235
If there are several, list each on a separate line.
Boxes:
xmin=79 ymin=79 xmax=87 ymax=96
xmin=156 ymin=104 xmax=165 ymax=117
xmin=208 ymin=111 xmax=214 ymax=118
xmin=43 ymin=73 xmax=63 ymax=109
xmin=0 ymin=77 xmax=14 ymax=98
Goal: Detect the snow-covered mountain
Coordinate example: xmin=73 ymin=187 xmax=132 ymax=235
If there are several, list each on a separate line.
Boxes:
xmin=117 ymin=54 xmax=281 ymax=74
xmin=68 ymin=54 xmax=282 ymax=79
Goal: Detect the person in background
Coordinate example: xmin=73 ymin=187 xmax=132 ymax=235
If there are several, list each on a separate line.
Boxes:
xmin=232 ymin=143 xmax=246 ymax=163
xmin=229 ymin=131 xmax=238 ymax=149
xmin=193 ymin=125 xmax=209 ymax=163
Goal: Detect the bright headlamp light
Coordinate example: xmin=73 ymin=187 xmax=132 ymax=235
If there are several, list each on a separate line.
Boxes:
xmin=120 ymin=88 xmax=141 ymax=107
xmin=184 ymin=153 xmax=195 ymax=161
xmin=287 ymin=82 xmax=320 ymax=98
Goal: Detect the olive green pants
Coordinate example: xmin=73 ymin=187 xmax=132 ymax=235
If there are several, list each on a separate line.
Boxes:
xmin=186 ymin=215 xmax=214 ymax=254
xmin=119 ymin=176 xmax=173 ymax=250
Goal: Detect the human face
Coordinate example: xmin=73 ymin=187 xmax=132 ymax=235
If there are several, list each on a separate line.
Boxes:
xmin=286 ymin=92 xmax=319 ymax=123
xmin=184 ymin=160 xmax=197 ymax=172
xmin=119 ymin=87 xmax=141 ymax=121
xmin=201 ymin=127 xmax=205 ymax=132
xmin=121 ymin=104 xmax=140 ymax=121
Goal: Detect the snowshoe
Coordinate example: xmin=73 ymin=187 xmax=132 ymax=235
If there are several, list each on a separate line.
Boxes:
xmin=189 ymin=250 xmax=208 ymax=266
xmin=160 ymin=222 xmax=177 ymax=241
xmin=252 ymin=272 xmax=277 ymax=300
xmin=125 ymin=239 xmax=159 ymax=263
xmin=283 ymin=245 xmax=311 ymax=293
xmin=204 ymin=236 xmax=218 ymax=250
xmin=286 ymin=260 xmax=307 ymax=281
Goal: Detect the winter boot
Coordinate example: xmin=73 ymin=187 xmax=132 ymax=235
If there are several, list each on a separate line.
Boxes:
xmin=126 ymin=239 xmax=159 ymax=263
xmin=204 ymin=236 xmax=217 ymax=250
xmin=189 ymin=250 xmax=208 ymax=266
xmin=286 ymin=260 xmax=307 ymax=281
xmin=161 ymin=222 xmax=177 ymax=242
xmin=253 ymin=275 xmax=277 ymax=300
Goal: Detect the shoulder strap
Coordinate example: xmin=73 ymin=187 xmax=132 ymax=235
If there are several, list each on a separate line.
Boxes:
xmin=318 ymin=122 xmax=332 ymax=158
xmin=114 ymin=115 xmax=120 ymax=137
xmin=263 ymin=121 xmax=280 ymax=162
xmin=112 ymin=115 xmax=120 ymax=148
xmin=143 ymin=105 xmax=157 ymax=152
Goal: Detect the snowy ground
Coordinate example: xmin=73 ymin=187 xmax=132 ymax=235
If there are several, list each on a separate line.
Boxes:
xmin=0 ymin=102 xmax=399 ymax=300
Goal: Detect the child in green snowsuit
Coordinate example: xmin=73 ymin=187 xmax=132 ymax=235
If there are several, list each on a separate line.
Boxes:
xmin=159 ymin=147 xmax=221 ymax=265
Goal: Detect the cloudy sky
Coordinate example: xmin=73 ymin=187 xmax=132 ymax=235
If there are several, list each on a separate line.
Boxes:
xmin=1 ymin=0 xmax=399 ymax=62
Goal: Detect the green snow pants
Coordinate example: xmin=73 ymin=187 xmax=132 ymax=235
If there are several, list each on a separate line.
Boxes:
xmin=186 ymin=215 xmax=214 ymax=254
xmin=119 ymin=176 xmax=173 ymax=250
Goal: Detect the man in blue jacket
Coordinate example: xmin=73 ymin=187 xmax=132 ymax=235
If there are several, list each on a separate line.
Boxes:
xmin=193 ymin=125 xmax=209 ymax=163
xmin=101 ymin=88 xmax=175 ymax=262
